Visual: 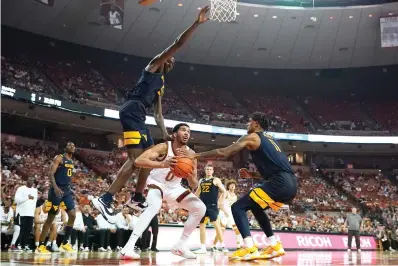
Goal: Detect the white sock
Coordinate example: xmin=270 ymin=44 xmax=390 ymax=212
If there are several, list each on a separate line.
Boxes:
xmin=46 ymin=241 xmax=51 ymax=246
xmin=201 ymin=244 xmax=206 ymax=250
xmin=53 ymin=240 xmax=57 ymax=246
xmin=35 ymin=242 xmax=39 ymax=247
xmin=11 ymin=225 xmax=20 ymax=245
xmin=237 ymin=234 xmax=243 ymax=243
xmin=268 ymin=235 xmax=277 ymax=246
xmin=244 ymin=237 xmax=254 ymax=248
xmin=122 ymin=189 xmax=162 ymax=252
xmin=220 ymin=242 xmax=225 ymax=248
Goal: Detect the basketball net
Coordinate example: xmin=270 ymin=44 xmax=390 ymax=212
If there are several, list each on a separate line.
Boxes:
xmin=210 ymin=0 xmax=237 ymax=23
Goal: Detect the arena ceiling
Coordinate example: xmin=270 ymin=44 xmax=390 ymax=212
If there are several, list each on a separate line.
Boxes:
xmin=2 ymin=0 xmax=398 ymax=69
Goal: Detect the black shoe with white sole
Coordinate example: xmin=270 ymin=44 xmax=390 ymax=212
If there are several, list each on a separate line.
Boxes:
xmin=91 ymin=197 xmax=115 ymax=224
xmin=125 ymin=193 xmax=148 ymax=211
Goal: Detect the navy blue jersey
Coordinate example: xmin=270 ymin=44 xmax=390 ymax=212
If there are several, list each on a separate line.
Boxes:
xmin=249 ymin=132 xmax=294 ymax=179
xmin=54 ymin=154 xmax=74 ymax=186
xmin=199 ymin=177 xmax=219 ymax=205
xmin=126 ymin=70 xmax=165 ymax=108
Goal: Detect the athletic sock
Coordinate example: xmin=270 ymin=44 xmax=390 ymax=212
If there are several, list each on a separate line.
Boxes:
xmin=62 ymin=226 xmax=73 ymax=245
xmin=268 ymin=235 xmax=277 ymax=246
xmin=244 ymin=237 xmax=254 ymax=248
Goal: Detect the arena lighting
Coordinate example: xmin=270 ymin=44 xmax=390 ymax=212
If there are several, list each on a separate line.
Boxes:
xmin=2 ymin=85 xmax=398 ymax=145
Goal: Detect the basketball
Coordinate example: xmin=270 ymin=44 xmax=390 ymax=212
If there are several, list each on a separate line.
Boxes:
xmin=173 ymin=157 xmax=194 ymax=178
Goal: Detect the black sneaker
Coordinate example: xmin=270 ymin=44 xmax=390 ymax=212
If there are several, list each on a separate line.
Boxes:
xmin=210 ymin=247 xmax=218 ymax=252
xmin=126 ymin=193 xmax=148 ymax=211
xmin=151 ymin=248 xmax=159 ymax=252
xmin=91 ymin=197 xmax=115 ymax=224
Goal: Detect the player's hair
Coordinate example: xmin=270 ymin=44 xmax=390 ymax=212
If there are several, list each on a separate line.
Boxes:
xmin=173 ymin=123 xmax=190 ymax=133
xmin=205 ymin=164 xmax=213 ymax=169
xmin=226 ymin=180 xmax=237 ymax=190
xmin=250 ymin=112 xmax=269 ymax=130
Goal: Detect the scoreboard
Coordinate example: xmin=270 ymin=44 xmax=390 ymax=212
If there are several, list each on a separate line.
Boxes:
xmin=380 ymin=16 xmax=398 ymax=48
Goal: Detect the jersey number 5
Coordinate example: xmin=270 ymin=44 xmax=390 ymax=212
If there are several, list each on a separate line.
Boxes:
xmin=67 ymin=169 xmax=72 ymax=177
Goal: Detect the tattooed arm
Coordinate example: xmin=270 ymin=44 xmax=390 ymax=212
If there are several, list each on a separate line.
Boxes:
xmin=193 ymin=133 xmax=259 ymax=160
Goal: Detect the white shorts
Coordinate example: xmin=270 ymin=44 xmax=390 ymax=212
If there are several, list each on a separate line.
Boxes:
xmin=220 ymin=209 xmax=236 ymax=228
xmin=147 ymin=179 xmax=190 ymax=209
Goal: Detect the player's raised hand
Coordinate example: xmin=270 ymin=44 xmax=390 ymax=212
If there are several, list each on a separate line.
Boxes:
xmin=163 ymin=133 xmax=174 ymax=142
xmin=238 ymin=168 xmax=252 ymax=179
xmin=197 ymin=6 xmax=210 ymax=24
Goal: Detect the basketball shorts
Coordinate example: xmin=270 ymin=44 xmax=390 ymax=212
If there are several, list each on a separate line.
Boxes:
xmin=220 ymin=208 xmax=235 ymax=228
xmin=47 ymin=185 xmax=74 ymax=215
xmin=147 ymin=179 xmax=191 ymax=207
xmin=119 ymin=100 xmax=154 ymax=149
xmin=249 ymin=172 xmax=297 ymax=211
xmin=200 ymin=204 xmax=219 ymax=224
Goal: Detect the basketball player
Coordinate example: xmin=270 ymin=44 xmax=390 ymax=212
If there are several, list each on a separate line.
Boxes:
xmin=109 ymin=5 xmax=122 ymax=30
xmin=194 ymin=165 xmax=228 ymax=254
xmin=213 ymin=180 xmax=243 ymax=250
xmin=36 ymin=142 xmax=77 ymax=254
xmin=34 ymin=201 xmax=59 ymax=252
xmin=92 ymin=6 xmax=210 ymax=223
xmin=119 ymin=123 xmax=206 ymax=260
xmin=178 ymin=112 xmax=297 ymax=261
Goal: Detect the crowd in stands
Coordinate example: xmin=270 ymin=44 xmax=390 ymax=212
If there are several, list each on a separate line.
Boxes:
xmin=1 ymin=140 xmax=398 ymax=252
xmin=2 ymin=51 xmax=398 ymax=135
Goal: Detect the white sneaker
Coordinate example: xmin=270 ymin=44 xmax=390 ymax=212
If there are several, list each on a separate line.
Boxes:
xmin=193 ymin=247 xmax=207 ymax=254
xmin=116 ymin=246 xmax=122 ymax=251
xmin=91 ymin=197 xmax=115 ymax=224
xmin=347 ymin=249 xmax=351 ymax=252
xmin=107 ymin=246 xmax=112 ymax=252
xmin=357 ymin=249 xmax=361 ymax=253
xmin=171 ymin=247 xmax=197 ymax=259
xmin=99 ymin=247 xmax=107 ymax=252
xmin=120 ymin=249 xmax=140 ymax=260
xmin=79 ymin=246 xmax=84 ymax=252
xmin=51 ymin=244 xmax=59 ymax=252
xmin=84 ymin=247 xmax=90 ymax=252
xmin=221 ymin=247 xmax=229 ymax=252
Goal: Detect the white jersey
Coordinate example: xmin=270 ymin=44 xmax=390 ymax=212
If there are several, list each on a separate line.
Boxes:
xmin=147 ymin=142 xmax=191 ymax=188
xmin=225 ymin=191 xmax=237 ymax=208
xmin=38 ymin=207 xmax=48 ymax=223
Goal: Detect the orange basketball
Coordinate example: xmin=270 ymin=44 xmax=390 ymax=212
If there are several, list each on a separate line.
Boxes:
xmin=173 ymin=158 xmax=194 ymax=178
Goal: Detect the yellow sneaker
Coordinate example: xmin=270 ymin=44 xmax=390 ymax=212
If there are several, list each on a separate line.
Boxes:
xmin=59 ymin=243 xmax=76 ymax=253
xmin=258 ymin=241 xmax=285 ymax=259
xmin=229 ymin=246 xmax=258 ymax=261
xmin=35 ymin=245 xmax=51 ymax=255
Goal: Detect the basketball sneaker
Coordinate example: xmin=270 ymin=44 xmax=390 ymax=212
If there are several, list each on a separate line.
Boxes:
xmin=125 ymin=193 xmax=148 ymax=212
xmin=171 ymin=246 xmax=197 ymax=259
xmin=91 ymin=197 xmax=115 ymax=224
xmin=120 ymin=250 xmax=140 ymax=260
xmin=9 ymin=245 xmax=22 ymax=252
xmin=193 ymin=247 xmax=207 ymax=254
xmin=35 ymin=245 xmax=51 ymax=255
xmin=59 ymin=243 xmax=76 ymax=253
xmin=257 ymin=241 xmax=285 ymax=260
xmin=229 ymin=246 xmax=258 ymax=261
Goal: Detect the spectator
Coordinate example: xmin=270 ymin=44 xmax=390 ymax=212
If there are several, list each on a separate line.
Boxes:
xmin=14 ymin=178 xmax=38 ymax=252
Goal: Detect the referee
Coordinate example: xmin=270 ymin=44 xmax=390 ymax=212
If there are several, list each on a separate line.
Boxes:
xmin=345 ymin=207 xmax=362 ymax=252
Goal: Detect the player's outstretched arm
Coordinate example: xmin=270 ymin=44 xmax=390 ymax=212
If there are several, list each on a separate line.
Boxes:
xmin=192 ymin=134 xmax=258 ymax=160
xmin=153 ymin=96 xmax=171 ymax=141
xmin=145 ymin=6 xmax=210 ymax=73
xmin=134 ymin=143 xmax=176 ymax=169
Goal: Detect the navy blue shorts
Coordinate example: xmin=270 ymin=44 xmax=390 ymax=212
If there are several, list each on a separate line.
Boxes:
xmin=249 ymin=172 xmax=297 ymax=211
xmin=200 ymin=204 xmax=219 ymax=223
xmin=47 ymin=185 xmax=75 ymax=214
xmin=119 ymin=100 xmax=154 ymax=150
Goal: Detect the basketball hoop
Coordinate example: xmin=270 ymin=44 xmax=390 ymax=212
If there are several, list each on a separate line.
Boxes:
xmin=210 ymin=0 xmax=237 ymax=23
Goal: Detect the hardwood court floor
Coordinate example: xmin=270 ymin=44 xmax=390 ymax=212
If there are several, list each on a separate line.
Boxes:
xmin=2 ymin=250 xmax=398 ymax=265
